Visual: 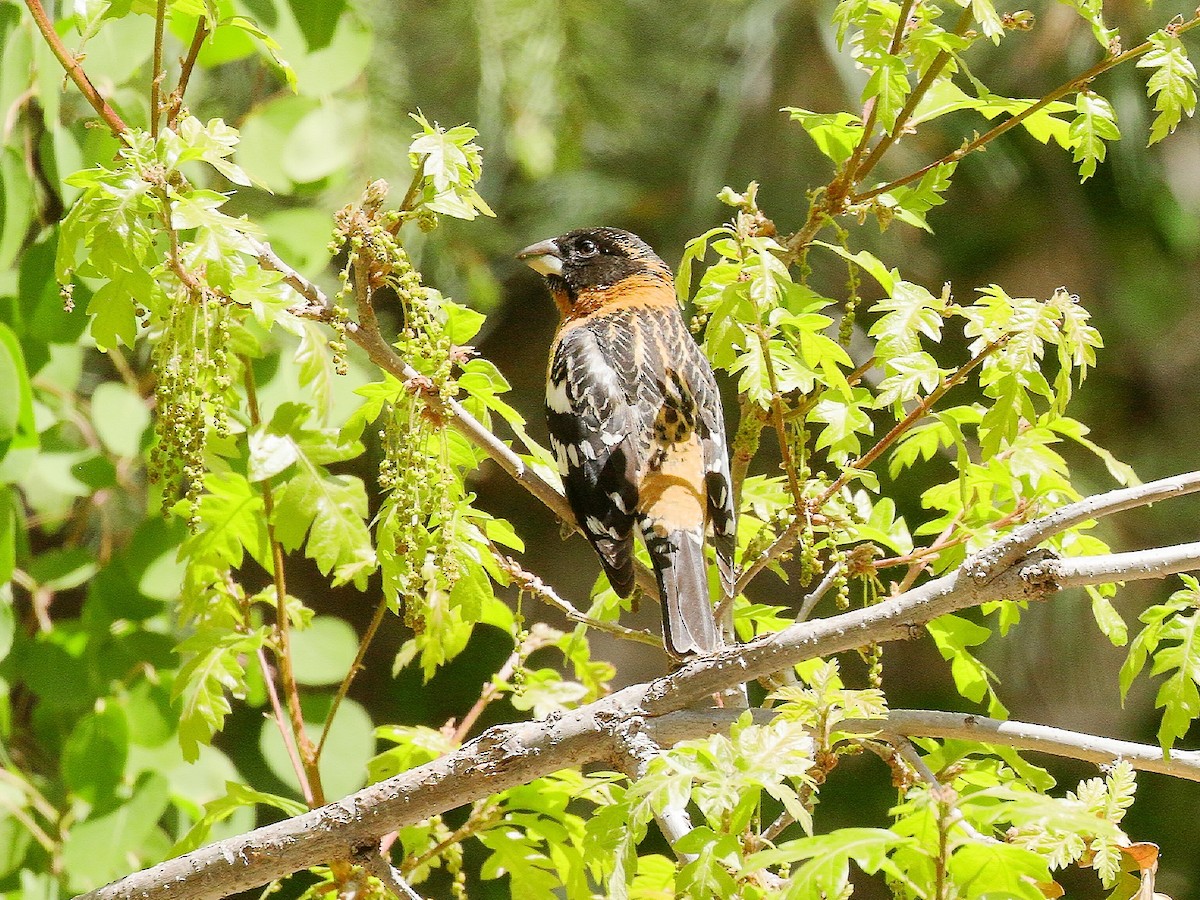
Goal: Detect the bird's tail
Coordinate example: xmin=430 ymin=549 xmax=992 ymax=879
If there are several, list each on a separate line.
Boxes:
xmin=645 ymin=526 xmax=719 ymax=659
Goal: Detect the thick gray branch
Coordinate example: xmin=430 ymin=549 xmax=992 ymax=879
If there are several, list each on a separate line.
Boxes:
xmin=970 ymin=471 xmax=1200 ymax=576
xmin=648 ymin=709 xmax=1200 ymax=783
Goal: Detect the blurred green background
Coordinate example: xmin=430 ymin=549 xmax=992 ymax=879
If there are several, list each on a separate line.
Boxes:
xmin=7 ymin=0 xmax=1200 ymax=894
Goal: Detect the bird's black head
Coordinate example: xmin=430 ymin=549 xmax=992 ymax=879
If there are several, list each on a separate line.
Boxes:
xmin=517 ymin=228 xmax=672 ymax=306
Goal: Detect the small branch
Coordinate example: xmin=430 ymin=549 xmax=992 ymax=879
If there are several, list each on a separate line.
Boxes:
xmin=496 ymin=552 xmax=661 ymax=648
xmin=854 ymin=710 xmax=1200 ymax=783
xmin=888 ymin=737 xmax=992 ymax=843
xmin=167 ymin=18 xmax=209 ymax=130
xmin=1055 ymin=540 xmax=1200 ymax=587
xmin=150 ymin=0 xmax=167 ymax=138
xmin=852 ymin=13 xmax=1200 ymax=203
xmin=22 ymin=0 xmax=128 ymax=136
xmin=256 ymin=646 xmax=310 ymax=803
xmin=856 ymin=7 xmax=974 ymax=182
xmin=355 ymin=846 xmax=424 ymax=900
xmin=399 ymin=800 xmax=498 ymax=877
xmin=795 ymin=561 xmax=844 ymax=623
xmin=244 ymin=362 xmax=324 ymax=807
xmin=614 ymin=722 xmax=697 ymax=860
xmin=450 ymin=636 xmax=525 ymax=745
xmin=815 ymin=332 xmax=1010 ymax=508
xmin=971 ymin=470 xmax=1200 ymax=577
xmin=651 ymin=708 xmax=1200 ymax=785
xmin=734 ymin=519 xmax=801 ymax=596
xmin=317 ymin=595 xmax=390 ymax=760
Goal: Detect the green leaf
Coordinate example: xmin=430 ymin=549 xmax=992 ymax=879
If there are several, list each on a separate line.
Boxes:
xmin=862 ymin=53 xmax=910 ymax=132
xmin=784 ymin=108 xmax=864 ymax=166
xmin=61 ymin=703 xmax=129 ymax=802
xmin=675 ymin=827 xmax=740 ymax=898
xmin=0 ymin=323 xmax=37 ymax=460
xmin=1137 ymin=31 xmax=1198 ymax=145
xmin=91 ymin=382 xmax=150 ymax=458
xmin=60 ymin=772 xmax=171 ymax=892
xmin=947 ymin=842 xmax=1048 ymax=899
xmin=927 ymin=614 xmax=1004 ymax=712
xmin=221 ymin=16 xmax=297 ymax=90
xmin=173 ymin=626 xmax=268 ymax=762
xmin=964 ymin=0 xmax=1005 ymax=44
xmin=1058 ymin=0 xmax=1118 ymax=47
xmin=745 ymin=828 xmax=914 ymax=899
xmin=811 ymin=241 xmax=895 ymax=293
xmin=1151 ymin=607 xmax=1200 ymax=750
xmin=409 ymin=113 xmax=495 ymax=220
xmin=84 ymin=271 xmax=142 ymax=351
xmin=0 ymin=590 xmax=13 ymax=665
xmin=173 ymin=781 xmax=307 ymax=855
xmin=273 ymin=468 xmax=374 ymax=584
xmin=289 ymin=615 xmax=359 ymax=686
xmin=182 ymin=471 xmax=269 ymax=568
xmin=1088 ymin=586 xmax=1127 ymax=647
xmin=1069 ymin=91 xmax=1120 ymax=181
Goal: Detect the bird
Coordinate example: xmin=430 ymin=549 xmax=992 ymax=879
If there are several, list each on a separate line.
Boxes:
xmin=517 ymin=227 xmax=736 ymax=658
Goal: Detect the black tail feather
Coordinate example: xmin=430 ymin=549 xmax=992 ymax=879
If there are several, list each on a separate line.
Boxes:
xmin=648 ymin=527 xmax=719 ymax=658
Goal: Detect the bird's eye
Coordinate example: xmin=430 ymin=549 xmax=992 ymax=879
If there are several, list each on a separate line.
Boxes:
xmin=576 ymin=239 xmax=599 ymax=256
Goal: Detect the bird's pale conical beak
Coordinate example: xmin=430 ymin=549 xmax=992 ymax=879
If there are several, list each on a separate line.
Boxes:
xmin=516 ymin=239 xmax=564 ymax=277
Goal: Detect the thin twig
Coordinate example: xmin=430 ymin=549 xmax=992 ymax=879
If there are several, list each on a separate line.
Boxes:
xmin=495 ymin=551 xmax=661 ymax=647
xmin=355 ymin=846 xmax=425 ymax=900
xmin=150 ymin=0 xmax=167 ymax=138
xmin=316 ymin=595 xmax=390 ymax=760
xmin=856 ymin=7 xmax=975 ymax=181
xmin=167 ymin=18 xmax=210 ymax=130
xmin=756 ymin=327 xmax=807 ymax=515
xmin=399 ymin=800 xmax=499 ymax=877
xmin=795 ymin=561 xmax=844 ymax=623
xmin=853 ymin=13 xmax=1200 ymax=203
xmin=22 ymin=0 xmax=128 ymax=135
xmin=614 ymin=722 xmax=698 ymax=861
xmin=244 ymin=362 xmax=324 ymax=807
xmin=815 ymin=332 xmax=1011 ymax=507
xmin=255 ymin=646 xmax=310 ymax=804
xmin=889 ymin=736 xmax=993 ymax=843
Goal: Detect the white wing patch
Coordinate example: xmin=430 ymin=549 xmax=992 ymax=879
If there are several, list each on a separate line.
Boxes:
xmin=585 ymin=515 xmax=621 ymax=539
xmin=546 ymin=377 xmax=571 ymax=414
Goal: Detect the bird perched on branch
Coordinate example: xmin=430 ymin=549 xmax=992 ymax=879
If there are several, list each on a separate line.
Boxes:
xmin=518 ymin=227 xmax=735 ymax=658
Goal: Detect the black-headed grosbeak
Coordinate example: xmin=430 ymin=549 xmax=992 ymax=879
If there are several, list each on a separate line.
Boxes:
xmin=518 ymin=227 xmax=735 ymax=658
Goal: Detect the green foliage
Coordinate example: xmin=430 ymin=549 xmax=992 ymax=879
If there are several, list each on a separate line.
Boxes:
xmin=2 ymin=0 xmax=1198 ymax=896
xmin=1121 ymin=574 xmax=1200 ymax=750
xmin=1138 ymin=31 xmax=1199 ymax=144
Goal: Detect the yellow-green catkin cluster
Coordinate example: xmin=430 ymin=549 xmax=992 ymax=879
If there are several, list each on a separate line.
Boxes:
xmin=147 ymin=289 xmax=233 ymax=528
xmin=368 ymin=239 xmax=461 ymax=626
